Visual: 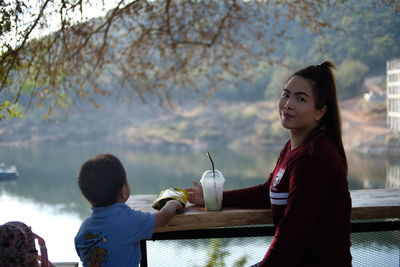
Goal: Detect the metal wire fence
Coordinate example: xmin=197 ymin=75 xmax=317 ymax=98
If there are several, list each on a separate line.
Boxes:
xmin=351 ymin=230 xmax=399 ymax=267
xmin=142 ymin=222 xmax=400 ymax=267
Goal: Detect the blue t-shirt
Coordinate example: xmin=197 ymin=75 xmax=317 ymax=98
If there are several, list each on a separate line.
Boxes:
xmin=75 ymin=202 xmax=156 ymax=267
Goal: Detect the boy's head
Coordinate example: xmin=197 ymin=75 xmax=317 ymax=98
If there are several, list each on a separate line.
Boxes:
xmin=78 ymin=153 xmax=127 ymax=207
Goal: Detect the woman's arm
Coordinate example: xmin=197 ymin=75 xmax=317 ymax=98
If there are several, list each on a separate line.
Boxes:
xmin=187 ymin=175 xmax=272 ymax=208
xmin=223 ymin=176 xmax=272 ymax=207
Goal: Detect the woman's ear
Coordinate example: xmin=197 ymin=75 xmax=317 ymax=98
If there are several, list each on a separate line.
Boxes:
xmin=316 ymin=105 xmax=327 ymax=121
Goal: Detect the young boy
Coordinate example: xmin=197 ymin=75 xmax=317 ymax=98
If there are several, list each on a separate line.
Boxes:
xmin=74 ymin=153 xmax=183 ymax=267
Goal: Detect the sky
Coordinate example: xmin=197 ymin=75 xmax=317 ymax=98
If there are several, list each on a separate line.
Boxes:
xmin=1 ymin=0 xmax=121 ymax=50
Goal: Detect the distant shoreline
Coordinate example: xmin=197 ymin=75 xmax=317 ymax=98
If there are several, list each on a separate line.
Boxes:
xmin=0 ymin=96 xmax=399 ymax=155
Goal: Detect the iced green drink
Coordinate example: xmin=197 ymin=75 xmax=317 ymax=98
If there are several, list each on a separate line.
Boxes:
xmin=200 ymin=170 xmax=225 ymax=211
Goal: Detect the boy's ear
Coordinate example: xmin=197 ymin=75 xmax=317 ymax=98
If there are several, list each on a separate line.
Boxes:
xmin=117 ymin=183 xmax=130 ymax=202
xmin=117 ymin=187 xmax=124 ymax=202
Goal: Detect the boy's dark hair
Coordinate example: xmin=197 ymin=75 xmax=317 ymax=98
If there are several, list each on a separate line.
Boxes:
xmin=78 ymin=153 xmax=127 ymax=207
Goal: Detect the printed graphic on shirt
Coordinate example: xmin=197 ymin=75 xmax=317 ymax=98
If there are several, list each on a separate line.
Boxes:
xmin=270 ymin=167 xmax=289 ymax=205
xmin=273 ymin=168 xmax=285 ymax=186
xmin=84 ymin=232 xmax=109 ymax=267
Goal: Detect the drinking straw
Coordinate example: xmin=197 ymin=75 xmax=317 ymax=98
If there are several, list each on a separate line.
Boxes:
xmin=206 ymin=151 xmax=215 ymax=178
xmin=206 ymin=151 xmax=219 ymax=206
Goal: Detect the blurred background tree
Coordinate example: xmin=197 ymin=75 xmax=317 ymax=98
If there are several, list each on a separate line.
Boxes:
xmin=336 ymin=59 xmax=369 ymax=100
xmin=0 ymin=0 xmax=358 ymax=119
xmin=0 ymin=0 xmax=399 ymax=120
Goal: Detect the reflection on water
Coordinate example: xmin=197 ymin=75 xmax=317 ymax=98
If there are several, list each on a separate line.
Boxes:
xmin=387 ymin=156 xmax=400 ymax=188
xmin=347 ymin=152 xmax=387 ymax=189
xmin=0 ymin=146 xmax=399 ymax=265
xmin=387 ymin=165 xmax=400 ymax=188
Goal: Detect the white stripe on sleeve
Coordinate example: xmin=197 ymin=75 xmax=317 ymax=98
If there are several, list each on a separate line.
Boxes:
xmin=270 ymin=198 xmax=288 ymax=205
xmin=269 ymin=191 xmax=289 ymax=198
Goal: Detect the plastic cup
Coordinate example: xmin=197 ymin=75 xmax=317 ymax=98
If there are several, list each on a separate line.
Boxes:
xmin=200 ymin=170 xmax=225 ymax=211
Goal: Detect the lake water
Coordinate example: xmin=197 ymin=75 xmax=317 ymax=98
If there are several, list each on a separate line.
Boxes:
xmin=0 ymin=146 xmax=399 ymax=266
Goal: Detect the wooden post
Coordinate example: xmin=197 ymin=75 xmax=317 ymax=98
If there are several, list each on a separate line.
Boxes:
xmin=140 ymin=240 xmax=147 ymax=267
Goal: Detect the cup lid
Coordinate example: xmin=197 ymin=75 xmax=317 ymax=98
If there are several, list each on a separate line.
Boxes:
xmin=200 ymin=170 xmax=225 ymax=183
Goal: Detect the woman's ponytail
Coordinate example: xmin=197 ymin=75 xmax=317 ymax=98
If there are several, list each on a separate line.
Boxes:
xmin=291 ymin=61 xmax=347 ymax=173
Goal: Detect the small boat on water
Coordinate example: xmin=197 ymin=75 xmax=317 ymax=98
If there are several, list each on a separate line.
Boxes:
xmin=0 ymin=163 xmax=18 ymax=181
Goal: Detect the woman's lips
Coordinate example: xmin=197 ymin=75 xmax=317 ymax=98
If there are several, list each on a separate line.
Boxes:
xmin=282 ymin=112 xmax=294 ymax=120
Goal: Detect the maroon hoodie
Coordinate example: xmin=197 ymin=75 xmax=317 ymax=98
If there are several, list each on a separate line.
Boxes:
xmin=223 ymin=133 xmax=352 ymax=267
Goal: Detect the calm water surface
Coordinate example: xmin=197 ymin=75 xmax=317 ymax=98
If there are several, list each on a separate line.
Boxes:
xmin=0 ymin=146 xmax=399 ymax=266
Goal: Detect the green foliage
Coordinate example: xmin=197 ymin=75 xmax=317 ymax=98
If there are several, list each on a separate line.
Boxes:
xmin=0 ymin=9 xmax=12 ymax=37
xmin=0 ymin=100 xmax=24 ymax=119
xmin=357 ymin=98 xmax=387 ymax=120
xmin=256 ymin=0 xmax=400 ymax=101
xmin=0 ymin=1 xmax=26 ymax=43
xmin=203 ymin=239 xmax=250 ymax=267
xmin=336 ymin=59 xmax=369 ymax=100
xmin=1 ymin=0 xmax=398 ymax=120
xmin=204 ymin=239 xmax=228 ymax=267
xmin=2 ymin=0 xmax=355 ymax=120
xmin=215 ymin=0 xmax=400 ymax=102
xmin=321 ymin=0 xmax=400 ymax=75
xmin=233 ymin=256 xmax=248 ymax=267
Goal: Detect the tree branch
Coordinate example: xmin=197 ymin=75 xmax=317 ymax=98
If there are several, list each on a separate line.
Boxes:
xmin=0 ymin=0 xmax=52 ymax=98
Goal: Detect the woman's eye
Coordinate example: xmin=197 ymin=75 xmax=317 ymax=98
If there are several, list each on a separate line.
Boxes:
xmin=297 ymin=97 xmax=305 ymax=102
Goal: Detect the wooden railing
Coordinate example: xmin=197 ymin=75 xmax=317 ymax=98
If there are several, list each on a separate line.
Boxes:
xmin=126 ymin=189 xmax=400 ymax=267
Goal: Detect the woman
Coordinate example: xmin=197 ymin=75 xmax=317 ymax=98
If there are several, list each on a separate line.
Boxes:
xmin=187 ymin=61 xmax=352 ymax=267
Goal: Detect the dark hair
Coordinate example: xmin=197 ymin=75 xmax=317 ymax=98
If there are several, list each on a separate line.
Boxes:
xmin=291 ymin=61 xmax=347 ymax=171
xmin=77 ymin=153 xmax=127 ymax=207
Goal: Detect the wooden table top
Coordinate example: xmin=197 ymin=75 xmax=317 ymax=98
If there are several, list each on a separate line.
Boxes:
xmin=126 ymin=188 xmax=400 ymax=233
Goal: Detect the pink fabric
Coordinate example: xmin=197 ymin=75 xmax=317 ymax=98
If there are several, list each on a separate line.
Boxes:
xmin=0 ymin=221 xmax=38 ymax=266
xmin=0 ymin=221 xmax=54 ymax=267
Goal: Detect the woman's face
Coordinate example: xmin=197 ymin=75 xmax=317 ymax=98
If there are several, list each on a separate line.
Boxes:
xmin=278 ymin=75 xmax=326 ymax=135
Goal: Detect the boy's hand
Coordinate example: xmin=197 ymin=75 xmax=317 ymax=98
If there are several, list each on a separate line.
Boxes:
xmin=167 ymin=199 xmax=184 ymax=211
xmin=155 ymin=199 xmax=184 ymax=228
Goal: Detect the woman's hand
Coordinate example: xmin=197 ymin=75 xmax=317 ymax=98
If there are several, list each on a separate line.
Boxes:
xmin=186 ymin=181 xmax=204 ymax=205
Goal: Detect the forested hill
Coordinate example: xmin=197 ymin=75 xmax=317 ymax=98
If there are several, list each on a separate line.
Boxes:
xmin=0 ymin=0 xmax=399 ymax=154
xmin=211 ymin=0 xmax=400 ymax=103
xmin=0 ymin=93 xmax=394 ymax=154
xmin=0 ymin=99 xmax=286 ymax=151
